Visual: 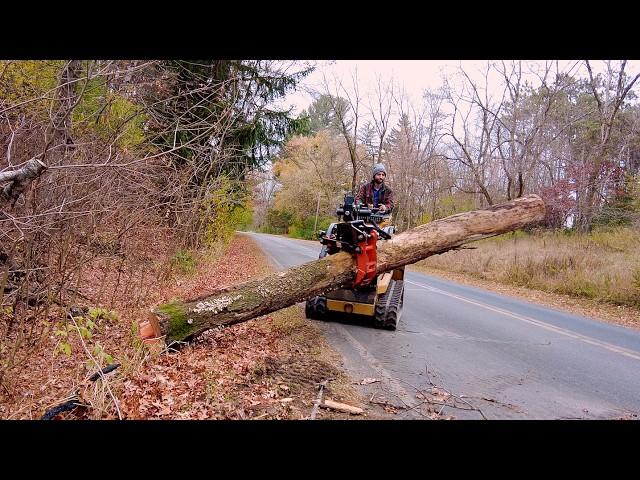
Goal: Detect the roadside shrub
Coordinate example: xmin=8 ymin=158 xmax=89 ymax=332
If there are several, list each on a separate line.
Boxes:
xmin=287 ymin=215 xmax=333 ymax=240
xmin=201 ymin=177 xmax=253 ymax=247
xmin=171 ymin=250 xmax=196 ymax=274
xmin=263 ymin=208 xmax=293 ymax=235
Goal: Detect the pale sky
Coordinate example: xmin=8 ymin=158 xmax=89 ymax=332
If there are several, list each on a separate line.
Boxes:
xmin=281 ymin=60 xmax=452 ymax=115
xmin=279 ymin=60 xmax=640 ymax=117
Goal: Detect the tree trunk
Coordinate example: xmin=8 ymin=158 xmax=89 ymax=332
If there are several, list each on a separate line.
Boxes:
xmin=140 ymin=194 xmax=545 ymax=345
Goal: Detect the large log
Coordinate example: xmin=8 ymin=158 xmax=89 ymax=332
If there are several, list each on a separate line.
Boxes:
xmin=139 ymin=194 xmax=545 ymax=345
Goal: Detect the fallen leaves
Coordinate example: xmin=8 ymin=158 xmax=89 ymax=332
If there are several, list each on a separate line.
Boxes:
xmin=3 ymin=234 xmax=362 ymax=421
xmin=116 ymin=235 xmax=359 ymax=420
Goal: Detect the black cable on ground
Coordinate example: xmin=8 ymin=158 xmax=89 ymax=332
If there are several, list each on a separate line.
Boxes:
xmin=41 ymin=363 xmax=121 ymax=420
xmin=87 ymin=363 xmax=120 ymax=382
xmin=41 ymin=400 xmax=82 ymax=420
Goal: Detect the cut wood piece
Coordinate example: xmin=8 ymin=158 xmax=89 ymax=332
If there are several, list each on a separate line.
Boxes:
xmin=143 ymin=194 xmax=546 ymax=345
xmin=320 ymin=399 xmax=364 ymax=415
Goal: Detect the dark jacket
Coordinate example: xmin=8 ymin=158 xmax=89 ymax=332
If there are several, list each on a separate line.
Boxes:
xmin=355 ymin=181 xmax=394 ymax=211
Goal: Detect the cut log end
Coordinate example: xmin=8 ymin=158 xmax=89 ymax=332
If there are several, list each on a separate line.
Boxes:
xmin=138 ymin=312 xmax=163 ymax=344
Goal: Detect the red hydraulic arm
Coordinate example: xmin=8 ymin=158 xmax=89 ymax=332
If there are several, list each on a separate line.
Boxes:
xmin=353 ymin=229 xmax=378 ymax=287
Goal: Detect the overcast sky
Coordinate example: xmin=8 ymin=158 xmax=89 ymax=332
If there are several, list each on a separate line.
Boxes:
xmin=279 ymin=60 xmax=640 ymax=116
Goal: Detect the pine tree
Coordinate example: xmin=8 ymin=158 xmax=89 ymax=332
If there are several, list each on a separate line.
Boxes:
xmin=143 ymin=60 xmax=313 ymax=183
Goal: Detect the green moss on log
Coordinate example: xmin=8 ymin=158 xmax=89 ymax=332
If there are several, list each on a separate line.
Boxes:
xmin=156 ymin=301 xmax=197 ymax=343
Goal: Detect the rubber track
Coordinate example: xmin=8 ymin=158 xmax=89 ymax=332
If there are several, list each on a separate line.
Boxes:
xmin=374 ymin=280 xmax=404 ymax=330
xmin=305 ymin=296 xmax=327 ymax=320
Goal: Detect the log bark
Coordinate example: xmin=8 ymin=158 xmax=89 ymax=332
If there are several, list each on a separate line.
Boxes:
xmin=140 ymin=194 xmax=545 ymax=345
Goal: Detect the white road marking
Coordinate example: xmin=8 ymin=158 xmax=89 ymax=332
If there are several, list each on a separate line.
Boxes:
xmin=405 ymin=279 xmax=640 ymax=362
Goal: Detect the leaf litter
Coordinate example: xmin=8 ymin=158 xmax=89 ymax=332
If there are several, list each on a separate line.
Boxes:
xmin=1 ymin=233 xmax=366 ymax=420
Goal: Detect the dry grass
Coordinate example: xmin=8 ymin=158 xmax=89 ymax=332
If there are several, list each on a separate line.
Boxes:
xmin=417 ymin=227 xmax=640 ymax=307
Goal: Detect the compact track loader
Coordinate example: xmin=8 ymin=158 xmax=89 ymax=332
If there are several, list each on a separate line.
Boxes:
xmin=305 ymin=193 xmax=405 ymax=330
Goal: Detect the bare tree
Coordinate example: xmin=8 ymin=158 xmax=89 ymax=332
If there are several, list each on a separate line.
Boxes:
xmin=320 ymin=70 xmax=364 ymax=193
xmin=366 ymin=75 xmax=395 ymax=166
xmin=575 ymin=60 xmax=640 ymax=230
xmin=1 ymin=60 xmax=83 ymax=206
xmin=385 ymin=87 xmax=447 ymax=229
xmin=493 ymin=61 xmax=579 ymax=200
xmin=443 ymin=62 xmax=506 ymax=206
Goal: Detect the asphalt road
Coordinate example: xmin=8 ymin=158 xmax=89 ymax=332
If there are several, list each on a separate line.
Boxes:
xmin=246 ymin=232 xmax=640 ymax=419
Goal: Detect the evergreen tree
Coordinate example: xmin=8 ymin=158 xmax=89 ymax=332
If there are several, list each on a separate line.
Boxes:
xmin=143 ymin=60 xmax=313 ymax=184
xmin=300 ymin=94 xmax=350 ymax=135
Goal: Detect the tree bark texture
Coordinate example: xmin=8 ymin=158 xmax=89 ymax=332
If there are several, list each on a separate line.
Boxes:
xmin=141 ymin=194 xmax=545 ymax=345
xmin=0 ymin=157 xmax=48 ymax=203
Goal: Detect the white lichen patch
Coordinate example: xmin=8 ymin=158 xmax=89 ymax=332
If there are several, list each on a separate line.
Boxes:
xmin=256 ymin=285 xmax=271 ymax=297
xmin=191 ymin=294 xmax=242 ymax=314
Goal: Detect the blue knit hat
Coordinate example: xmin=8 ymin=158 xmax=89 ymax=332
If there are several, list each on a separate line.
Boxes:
xmin=372 ymin=163 xmax=386 ymax=178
